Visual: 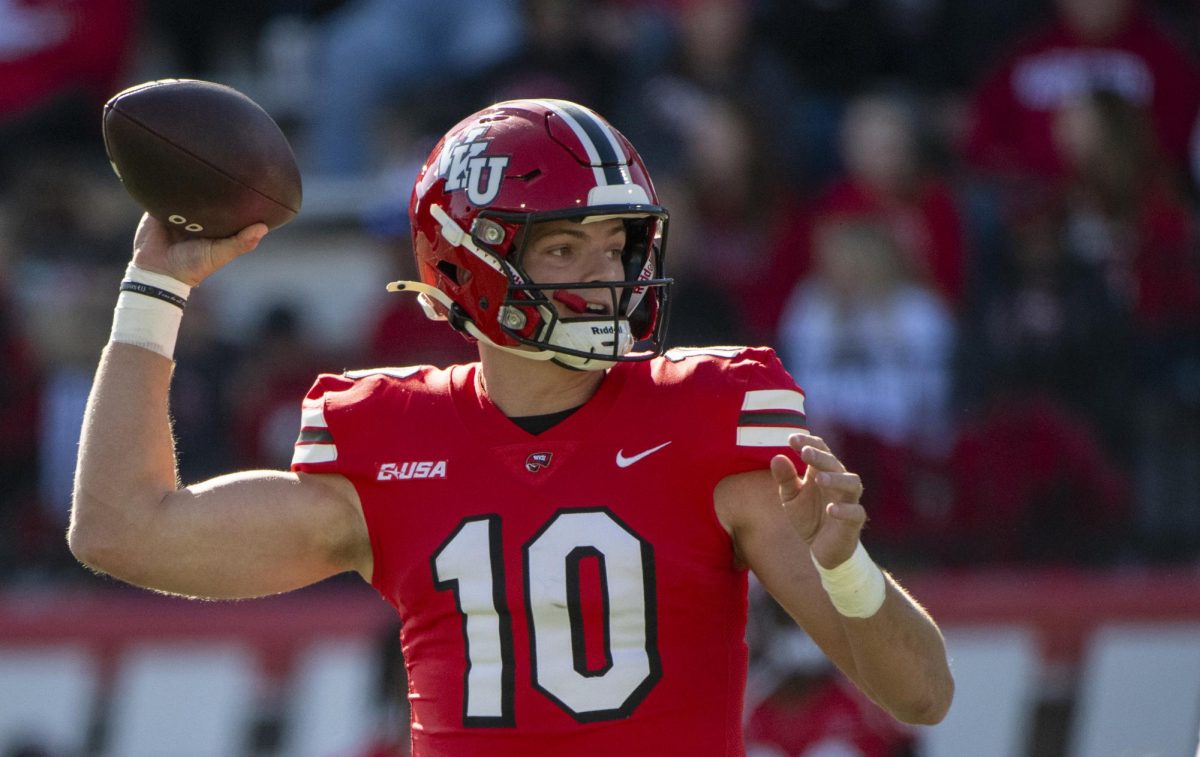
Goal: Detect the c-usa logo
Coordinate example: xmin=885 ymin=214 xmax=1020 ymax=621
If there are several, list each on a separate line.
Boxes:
xmin=437 ymin=125 xmax=510 ymax=206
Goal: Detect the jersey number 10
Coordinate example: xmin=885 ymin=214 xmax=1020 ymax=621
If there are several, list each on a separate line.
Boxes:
xmin=432 ymin=508 xmax=662 ymax=726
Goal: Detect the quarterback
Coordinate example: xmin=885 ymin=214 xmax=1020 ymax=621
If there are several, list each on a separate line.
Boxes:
xmin=70 ymin=99 xmax=953 ymax=755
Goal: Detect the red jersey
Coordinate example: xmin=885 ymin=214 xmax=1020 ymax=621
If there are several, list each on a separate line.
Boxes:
xmin=291 ymin=347 xmax=808 ymax=756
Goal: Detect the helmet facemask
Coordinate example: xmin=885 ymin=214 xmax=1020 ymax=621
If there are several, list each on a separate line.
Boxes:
xmin=488 ymin=209 xmax=671 ymax=371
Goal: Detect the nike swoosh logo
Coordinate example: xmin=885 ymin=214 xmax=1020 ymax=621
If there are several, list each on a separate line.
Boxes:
xmin=616 ymin=441 xmax=672 ymax=468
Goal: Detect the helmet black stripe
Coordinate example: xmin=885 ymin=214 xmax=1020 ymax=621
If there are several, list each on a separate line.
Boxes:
xmin=552 ymin=101 xmax=630 ymax=186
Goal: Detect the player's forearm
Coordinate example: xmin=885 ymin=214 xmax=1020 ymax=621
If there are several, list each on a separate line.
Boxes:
xmin=69 ymin=342 xmax=180 ymax=572
xmin=839 ymin=576 xmax=954 ymax=725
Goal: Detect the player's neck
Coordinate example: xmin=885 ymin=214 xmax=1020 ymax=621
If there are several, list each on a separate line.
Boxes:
xmin=476 ymin=343 xmax=607 ymax=418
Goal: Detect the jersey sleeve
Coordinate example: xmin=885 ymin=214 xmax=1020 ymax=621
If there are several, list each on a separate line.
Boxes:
xmin=724 ymin=347 xmax=808 ymax=468
xmin=290 ymin=372 xmax=357 ymax=475
xmin=665 ymin=347 xmax=808 ymax=476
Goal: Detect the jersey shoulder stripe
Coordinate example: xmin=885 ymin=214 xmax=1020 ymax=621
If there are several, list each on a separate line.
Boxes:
xmin=293 ymin=398 xmax=337 ymax=464
xmin=737 ymin=388 xmax=806 ymax=447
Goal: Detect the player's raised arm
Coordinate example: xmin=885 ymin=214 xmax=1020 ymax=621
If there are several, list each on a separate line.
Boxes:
xmin=715 ymin=432 xmax=954 ymax=725
xmin=69 ymin=216 xmax=372 ymax=599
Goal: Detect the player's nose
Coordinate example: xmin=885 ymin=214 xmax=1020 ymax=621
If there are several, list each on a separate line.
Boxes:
xmin=579 ymin=246 xmax=623 ymax=282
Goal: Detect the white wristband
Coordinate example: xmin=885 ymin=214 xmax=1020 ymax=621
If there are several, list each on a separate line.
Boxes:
xmin=109 ymin=263 xmax=192 ymax=360
xmin=811 ymin=542 xmax=887 ymax=619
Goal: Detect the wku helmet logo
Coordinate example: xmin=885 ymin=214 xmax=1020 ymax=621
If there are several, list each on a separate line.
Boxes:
xmin=437 ymin=125 xmax=510 ymax=206
xmin=525 ymin=452 xmax=553 ymax=473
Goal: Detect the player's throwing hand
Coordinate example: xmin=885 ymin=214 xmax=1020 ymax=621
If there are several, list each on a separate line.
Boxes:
xmin=770 ymin=433 xmax=866 ymax=570
xmin=132 ymin=213 xmax=267 ymax=287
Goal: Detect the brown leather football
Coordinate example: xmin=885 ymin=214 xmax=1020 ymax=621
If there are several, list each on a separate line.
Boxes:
xmin=102 ymin=79 xmax=302 ymax=238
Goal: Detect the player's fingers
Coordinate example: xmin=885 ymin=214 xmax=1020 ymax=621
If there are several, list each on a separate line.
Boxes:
xmin=814 ymin=470 xmax=863 ymax=501
xmin=230 ymin=223 xmax=268 ymax=253
xmin=235 ymin=222 xmax=269 ymax=244
xmin=770 ymin=455 xmax=802 ymax=501
xmin=799 ymin=444 xmax=847 ymax=474
xmin=132 ymin=212 xmax=167 ymax=253
xmin=826 ymin=501 xmax=867 ymax=529
xmin=204 ymin=223 xmax=268 ymax=268
xmin=788 ymin=432 xmax=829 ymax=454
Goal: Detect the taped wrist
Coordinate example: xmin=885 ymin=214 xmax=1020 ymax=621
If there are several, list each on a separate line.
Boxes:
xmin=811 ymin=542 xmax=887 ymax=618
xmin=109 ymin=263 xmax=192 ymax=359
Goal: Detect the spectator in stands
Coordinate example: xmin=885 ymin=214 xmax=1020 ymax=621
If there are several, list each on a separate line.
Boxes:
xmin=484 ymin=0 xmax=624 ymax=111
xmin=962 ymin=0 xmax=1200 ymax=188
xmin=142 ymin=0 xmax=317 ymax=78
xmin=746 ymin=0 xmax=896 ymax=189
xmin=1 ymin=150 xmax=136 ymax=575
xmin=1053 ymin=88 xmax=1200 ymax=359
xmin=2 ymin=149 xmax=135 ymax=265
xmin=956 ymin=186 xmax=1128 ymax=452
xmin=778 ymin=217 xmax=956 ymax=455
xmin=302 ymin=0 xmax=522 ymax=177
xmin=769 ymin=90 xmax=967 ymax=317
xmin=0 ymin=0 xmax=137 ymax=156
xmin=615 ymin=0 xmax=801 ymax=190
xmin=668 ymin=96 xmax=804 ymax=343
xmin=1052 ymin=88 xmax=1200 ymax=559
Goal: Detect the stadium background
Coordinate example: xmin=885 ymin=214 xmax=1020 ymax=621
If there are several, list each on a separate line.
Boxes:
xmin=1 ymin=0 xmax=1199 ymax=755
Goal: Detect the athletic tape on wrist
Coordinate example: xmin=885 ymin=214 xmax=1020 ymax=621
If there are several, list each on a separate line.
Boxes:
xmin=811 ymin=542 xmax=887 ymax=619
xmin=109 ymin=263 xmax=192 ymax=359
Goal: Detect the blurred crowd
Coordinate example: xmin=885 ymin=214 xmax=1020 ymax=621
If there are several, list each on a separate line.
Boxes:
xmin=2 ymin=0 xmax=1200 ymax=751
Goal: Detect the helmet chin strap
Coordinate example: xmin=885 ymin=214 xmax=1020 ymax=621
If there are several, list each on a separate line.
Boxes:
xmin=386 ymin=279 xmax=627 ymax=371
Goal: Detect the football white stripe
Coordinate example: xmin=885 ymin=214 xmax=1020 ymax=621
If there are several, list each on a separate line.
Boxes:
xmin=301 ymin=405 xmax=328 ymax=429
xmin=292 ymin=443 xmax=337 ymax=464
xmin=741 ymin=389 xmax=806 ymax=414
xmin=736 ymin=426 xmax=806 ymax=448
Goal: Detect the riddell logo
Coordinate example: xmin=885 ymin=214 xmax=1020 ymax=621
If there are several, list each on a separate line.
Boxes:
xmin=377 ymin=461 xmax=448 ymax=481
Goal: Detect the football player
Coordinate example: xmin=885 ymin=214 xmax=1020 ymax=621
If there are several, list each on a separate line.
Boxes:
xmin=71 ymin=99 xmax=953 ymax=755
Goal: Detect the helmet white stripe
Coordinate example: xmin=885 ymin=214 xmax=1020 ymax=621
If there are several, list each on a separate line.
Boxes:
xmin=534 ymin=99 xmax=631 ymax=189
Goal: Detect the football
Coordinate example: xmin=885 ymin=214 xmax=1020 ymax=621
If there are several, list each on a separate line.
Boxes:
xmin=102 ymin=78 xmax=302 ymax=238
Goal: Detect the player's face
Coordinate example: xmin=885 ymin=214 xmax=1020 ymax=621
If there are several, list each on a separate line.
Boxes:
xmin=522 ymin=218 xmax=627 ymax=315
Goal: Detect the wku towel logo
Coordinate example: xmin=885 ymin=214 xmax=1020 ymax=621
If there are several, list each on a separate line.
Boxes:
xmin=525 ymin=452 xmax=553 ymax=473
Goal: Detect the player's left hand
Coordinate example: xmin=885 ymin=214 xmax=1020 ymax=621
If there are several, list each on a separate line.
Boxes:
xmin=770 ymin=433 xmax=865 ymax=569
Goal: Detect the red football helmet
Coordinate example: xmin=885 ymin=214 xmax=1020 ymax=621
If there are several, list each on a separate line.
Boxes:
xmin=391 ymin=99 xmax=672 ymax=370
